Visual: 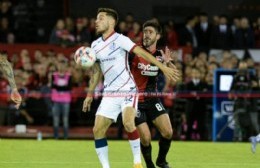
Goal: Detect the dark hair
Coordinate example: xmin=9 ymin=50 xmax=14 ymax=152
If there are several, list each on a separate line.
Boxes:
xmin=97 ymin=8 xmax=118 ymax=25
xmin=143 ymin=20 xmax=162 ymax=34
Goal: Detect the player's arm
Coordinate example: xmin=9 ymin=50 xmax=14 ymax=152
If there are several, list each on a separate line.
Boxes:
xmin=0 ymin=53 xmax=22 ymax=109
xmin=132 ymin=46 xmax=179 ymax=81
xmin=82 ymin=63 xmax=102 ymax=112
xmin=0 ymin=53 xmax=17 ymax=90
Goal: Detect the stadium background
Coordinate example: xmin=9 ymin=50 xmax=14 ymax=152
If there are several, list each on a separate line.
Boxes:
xmin=0 ymin=0 xmax=260 ymax=142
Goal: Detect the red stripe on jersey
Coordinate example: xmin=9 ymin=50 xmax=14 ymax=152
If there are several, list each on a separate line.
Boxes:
xmin=116 ymin=77 xmax=131 ymax=91
xmin=96 ymin=35 xmax=118 ymax=54
xmin=129 ymin=44 xmax=137 ymax=53
xmin=104 ymin=65 xmax=114 ymax=75
xmin=102 ymin=31 xmax=115 ymax=41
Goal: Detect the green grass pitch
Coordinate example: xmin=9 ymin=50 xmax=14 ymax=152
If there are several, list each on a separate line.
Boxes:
xmin=0 ymin=139 xmax=259 ymax=168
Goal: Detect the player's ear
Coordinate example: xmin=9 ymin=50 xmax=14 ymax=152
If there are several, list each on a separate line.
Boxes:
xmin=156 ymin=33 xmax=161 ymax=40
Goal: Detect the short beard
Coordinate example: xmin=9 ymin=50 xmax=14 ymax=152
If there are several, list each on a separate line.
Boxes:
xmin=143 ymin=38 xmax=156 ymax=48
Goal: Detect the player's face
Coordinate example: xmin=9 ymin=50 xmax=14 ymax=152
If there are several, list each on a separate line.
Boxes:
xmin=143 ymin=26 xmax=159 ymax=47
xmin=95 ymin=12 xmax=109 ymax=34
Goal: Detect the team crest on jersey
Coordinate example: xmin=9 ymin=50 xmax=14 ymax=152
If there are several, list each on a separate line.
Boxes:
xmin=156 ymin=56 xmax=163 ymax=62
xmin=109 ymin=42 xmax=116 ymax=50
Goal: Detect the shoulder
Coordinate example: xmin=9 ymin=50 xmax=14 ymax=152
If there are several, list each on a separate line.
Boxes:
xmin=91 ymin=37 xmax=102 ymax=48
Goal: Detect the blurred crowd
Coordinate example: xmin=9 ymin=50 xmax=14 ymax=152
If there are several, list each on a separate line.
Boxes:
xmin=1 ymin=0 xmax=260 ymax=140
xmin=1 ymin=0 xmax=260 ymax=50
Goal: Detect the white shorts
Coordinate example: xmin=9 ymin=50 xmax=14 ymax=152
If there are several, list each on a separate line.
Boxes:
xmin=96 ymin=90 xmax=138 ymax=122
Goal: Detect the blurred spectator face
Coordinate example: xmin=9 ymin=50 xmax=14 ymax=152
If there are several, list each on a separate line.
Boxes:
xmin=195 ymin=59 xmax=205 ymax=68
xmin=257 ymin=17 xmax=260 ymax=26
xmin=231 ymin=55 xmax=238 ymax=67
xmin=191 ymin=68 xmax=200 ymax=80
xmin=221 ymin=59 xmax=233 ymax=70
xmin=240 ymin=17 xmax=249 ymax=29
xmin=1 ymin=17 xmax=9 ymax=29
xmin=208 ymin=55 xmax=217 ymax=63
xmin=34 ymin=50 xmax=43 ymax=62
xmin=56 ymin=19 xmax=65 ymax=30
xmin=1 ymin=1 xmax=10 ymax=13
xmin=238 ymin=61 xmax=247 ymax=70
xmin=23 ymin=62 xmax=32 ymax=71
xmin=57 ymin=60 xmax=68 ymax=73
xmin=132 ymin=22 xmax=141 ymax=33
xmin=213 ymin=15 xmax=220 ymax=25
xmin=76 ymin=18 xmax=84 ymax=30
xmin=233 ymin=18 xmax=241 ymax=28
xmin=89 ymin=18 xmax=96 ymax=30
xmin=246 ymin=58 xmax=254 ymax=68
xmin=208 ymin=62 xmax=218 ymax=72
xmin=222 ymin=51 xmax=232 ymax=60
xmin=125 ymin=14 xmax=134 ymax=23
xmin=185 ymin=66 xmax=192 ymax=79
xmin=118 ymin=21 xmax=127 ymax=32
xmin=143 ymin=26 xmax=159 ymax=48
xmin=219 ymin=16 xmax=228 ymax=25
xmin=82 ymin=17 xmax=89 ymax=27
xmin=198 ymin=52 xmax=207 ymax=62
xmin=7 ymin=33 xmax=14 ymax=44
xmin=183 ymin=54 xmax=193 ymax=65
xmin=20 ymin=49 xmax=30 ymax=63
xmin=205 ymin=72 xmax=214 ymax=84
xmin=200 ymin=15 xmax=208 ymax=23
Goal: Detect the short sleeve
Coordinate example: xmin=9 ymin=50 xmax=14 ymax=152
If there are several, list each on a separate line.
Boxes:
xmin=117 ymin=34 xmax=137 ymax=53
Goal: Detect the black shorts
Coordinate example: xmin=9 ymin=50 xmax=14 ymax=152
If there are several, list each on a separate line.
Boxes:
xmin=135 ymin=99 xmax=167 ymax=126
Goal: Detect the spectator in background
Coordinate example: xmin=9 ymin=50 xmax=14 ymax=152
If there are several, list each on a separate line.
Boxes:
xmin=64 ymin=16 xmax=74 ymax=34
xmin=195 ymin=12 xmax=212 ymax=53
xmin=253 ymin=17 xmax=260 ymax=48
xmin=210 ymin=15 xmax=233 ymax=49
xmin=233 ymin=17 xmax=255 ymax=49
xmin=185 ymin=67 xmax=208 ymax=140
xmin=117 ymin=20 xmax=128 ymax=35
xmin=0 ymin=17 xmax=15 ymax=43
xmin=164 ymin=20 xmax=178 ymax=49
xmin=178 ymin=15 xmax=198 ymax=54
xmin=0 ymin=0 xmax=13 ymax=26
xmin=51 ymin=59 xmax=72 ymax=139
xmin=127 ymin=21 xmax=142 ymax=44
xmin=49 ymin=19 xmax=66 ymax=44
xmin=178 ymin=15 xmax=197 ymax=47
xmin=125 ymin=13 xmax=134 ymax=32
xmin=88 ymin=17 xmax=97 ymax=41
xmin=74 ymin=18 xmax=91 ymax=46
xmin=212 ymin=15 xmax=220 ymax=26
xmin=231 ymin=16 xmax=241 ymax=35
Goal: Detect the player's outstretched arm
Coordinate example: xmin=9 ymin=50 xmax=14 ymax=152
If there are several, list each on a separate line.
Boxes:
xmin=132 ymin=46 xmax=180 ymax=81
xmin=82 ymin=63 xmax=102 ymax=112
xmin=0 ymin=53 xmax=22 ymax=109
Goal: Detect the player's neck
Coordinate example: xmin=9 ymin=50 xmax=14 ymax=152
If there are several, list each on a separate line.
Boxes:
xmin=146 ymin=43 xmax=157 ymax=53
xmin=102 ymin=29 xmax=115 ymax=41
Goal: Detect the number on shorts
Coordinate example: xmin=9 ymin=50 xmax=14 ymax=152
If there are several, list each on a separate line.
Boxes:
xmin=155 ymin=103 xmax=163 ymax=111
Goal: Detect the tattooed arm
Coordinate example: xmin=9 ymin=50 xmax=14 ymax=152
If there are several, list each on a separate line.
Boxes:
xmin=0 ymin=53 xmax=22 ymax=109
xmin=82 ymin=63 xmax=102 ymax=112
xmin=0 ymin=54 xmax=17 ymax=89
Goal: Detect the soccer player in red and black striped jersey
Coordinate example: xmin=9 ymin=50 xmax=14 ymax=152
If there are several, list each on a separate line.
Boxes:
xmin=130 ymin=20 xmax=179 ymax=168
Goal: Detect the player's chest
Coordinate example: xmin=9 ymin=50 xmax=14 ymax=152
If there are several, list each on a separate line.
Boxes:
xmin=95 ymin=42 xmax=122 ymax=63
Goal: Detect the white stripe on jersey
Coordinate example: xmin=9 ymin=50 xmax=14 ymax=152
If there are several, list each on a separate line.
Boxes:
xmin=91 ymin=32 xmax=137 ymax=91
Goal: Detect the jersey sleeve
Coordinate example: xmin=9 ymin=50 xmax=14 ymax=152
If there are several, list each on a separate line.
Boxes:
xmin=117 ymin=34 xmax=137 ymax=53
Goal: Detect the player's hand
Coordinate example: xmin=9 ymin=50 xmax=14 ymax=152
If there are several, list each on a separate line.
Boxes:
xmin=82 ymin=95 xmax=93 ymax=112
xmin=161 ymin=65 xmax=180 ymax=82
xmin=160 ymin=46 xmax=173 ymax=64
xmin=11 ymin=88 xmax=22 ymax=109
